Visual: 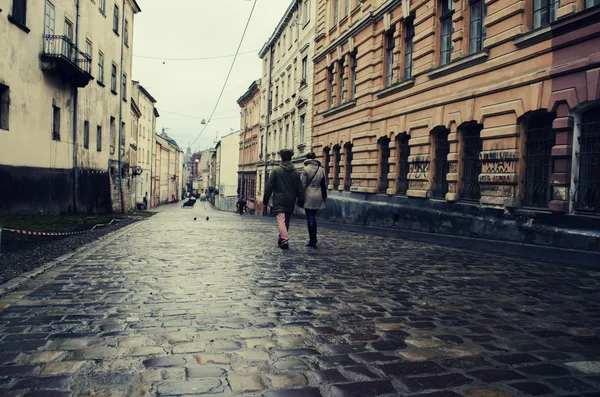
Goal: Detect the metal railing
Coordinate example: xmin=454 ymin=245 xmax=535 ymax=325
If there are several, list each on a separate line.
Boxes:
xmin=523 ymin=125 xmax=554 ymax=207
xmin=396 ymin=135 xmax=410 ymax=195
xmin=461 ymin=128 xmax=483 ymax=201
xmin=574 ymin=116 xmax=600 ymax=213
xmin=42 ymin=35 xmax=92 ymax=75
xmin=432 ymin=130 xmax=450 ymax=199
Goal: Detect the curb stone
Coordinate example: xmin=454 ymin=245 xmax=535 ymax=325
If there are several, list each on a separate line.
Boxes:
xmin=0 ymin=219 xmax=145 ymax=298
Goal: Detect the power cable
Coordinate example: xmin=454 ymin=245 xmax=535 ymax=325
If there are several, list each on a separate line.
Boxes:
xmin=133 ymin=49 xmax=258 ymax=61
xmin=189 ymin=0 xmax=258 ymax=147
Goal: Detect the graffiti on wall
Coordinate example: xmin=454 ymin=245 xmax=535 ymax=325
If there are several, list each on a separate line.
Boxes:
xmin=479 ymin=175 xmax=512 ymax=183
xmin=481 ymin=151 xmax=518 ymax=174
xmin=409 ymin=181 xmax=428 ymax=190
xmin=480 ymin=185 xmax=514 ymax=197
xmin=409 ymin=156 xmax=429 ymax=179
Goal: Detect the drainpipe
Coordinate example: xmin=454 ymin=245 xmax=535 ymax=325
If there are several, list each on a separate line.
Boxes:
xmin=117 ymin=0 xmax=126 ymax=213
xmin=263 ymin=45 xmax=274 ymax=216
xmin=72 ymin=0 xmax=81 ymax=213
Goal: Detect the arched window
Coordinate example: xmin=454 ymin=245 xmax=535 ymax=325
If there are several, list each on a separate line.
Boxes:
xmin=574 ymin=106 xmax=600 ymax=213
xmin=378 ymin=137 xmax=391 ymax=193
xmin=344 ymin=143 xmax=353 ymax=191
xmin=323 ymin=147 xmax=331 ymax=184
xmin=432 ymin=128 xmax=450 ymax=199
xmin=396 ymin=134 xmax=410 ymax=195
xmin=461 ymin=123 xmax=483 ymax=201
xmin=333 ymin=145 xmax=341 ymax=190
xmin=523 ymin=113 xmax=554 ymax=208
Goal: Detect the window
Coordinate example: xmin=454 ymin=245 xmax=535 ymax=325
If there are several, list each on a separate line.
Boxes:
xmin=432 ymin=129 xmax=450 ymax=198
xmin=586 ymin=0 xmax=600 ymax=7
xmin=0 ymin=84 xmax=9 ymax=131
xmin=64 ymin=19 xmax=73 ymax=42
xmin=111 ymin=63 xmax=117 ymax=93
xmin=113 ymin=4 xmax=119 ymax=33
xmin=396 ymin=134 xmax=410 ymax=194
xmin=275 ymin=86 xmax=279 ymax=106
xmin=287 ymin=74 xmax=291 ymax=97
xmin=333 ymin=145 xmax=341 ymax=190
xmin=302 ymin=57 xmax=308 ymax=82
xmin=378 ymin=137 xmax=391 ymax=193
xmin=283 ymin=34 xmax=287 ymax=53
xmin=350 ymin=52 xmax=357 ymax=99
xmin=85 ymin=40 xmax=92 ymax=74
xmin=303 ymin=0 xmax=310 ymax=24
xmin=338 ymin=59 xmax=345 ymax=105
xmin=97 ymin=126 xmax=102 ymax=152
xmin=345 ymin=0 xmax=349 ymax=17
xmin=11 ymin=0 xmax=27 ymax=26
xmin=523 ymin=114 xmax=554 ymax=208
xmin=99 ymin=0 xmax=106 ymax=14
xmin=460 ymin=124 xmax=483 ymax=201
xmin=440 ymin=0 xmax=454 ymax=66
xmin=300 ymin=115 xmax=306 ymax=144
xmin=324 ymin=147 xmax=331 ymax=182
xmin=285 ymin=123 xmax=290 ymax=148
xmin=83 ymin=121 xmax=90 ymax=149
xmin=574 ymin=107 xmax=600 ymax=213
xmin=470 ymin=0 xmax=487 ymax=53
xmin=333 ymin=0 xmax=339 ymax=25
xmin=110 ymin=116 xmax=116 ymax=153
xmin=385 ymin=29 xmax=395 ymax=87
xmin=52 ymin=104 xmax=61 ymax=141
xmin=533 ymin=0 xmax=559 ymax=29
xmin=328 ymin=65 xmax=335 ymax=108
xmin=404 ymin=19 xmax=414 ymax=80
xmin=122 ymin=73 xmax=127 ymax=100
xmin=124 ymin=19 xmax=129 ymax=46
xmin=44 ymin=1 xmax=55 ymax=35
xmin=98 ymin=51 xmax=104 ymax=84
xmin=344 ymin=143 xmax=353 ymax=191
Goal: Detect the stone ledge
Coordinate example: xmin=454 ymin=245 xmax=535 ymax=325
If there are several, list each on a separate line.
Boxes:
xmin=427 ymin=51 xmax=488 ymax=79
xmin=376 ymin=79 xmax=415 ymax=99
xmin=513 ymin=26 xmax=552 ymax=48
xmin=321 ymin=100 xmax=357 ymax=118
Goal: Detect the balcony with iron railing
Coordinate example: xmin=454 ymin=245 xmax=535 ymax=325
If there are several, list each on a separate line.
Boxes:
xmin=40 ymin=35 xmax=93 ymax=88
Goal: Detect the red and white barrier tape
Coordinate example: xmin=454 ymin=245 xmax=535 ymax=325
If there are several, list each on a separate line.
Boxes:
xmin=1 ymin=219 xmax=119 ymax=236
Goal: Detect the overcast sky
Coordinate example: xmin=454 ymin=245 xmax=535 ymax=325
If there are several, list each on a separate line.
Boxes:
xmin=132 ymin=0 xmax=290 ymax=153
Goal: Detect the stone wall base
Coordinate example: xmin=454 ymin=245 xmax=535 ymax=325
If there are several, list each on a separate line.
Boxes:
xmin=320 ymin=192 xmax=600 ymax=253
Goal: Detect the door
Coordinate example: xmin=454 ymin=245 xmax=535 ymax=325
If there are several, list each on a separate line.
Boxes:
xmin=44 ymin=1 xmax=55 ymax=53
xmin=63 ymin=19 xmax=74 ymax=60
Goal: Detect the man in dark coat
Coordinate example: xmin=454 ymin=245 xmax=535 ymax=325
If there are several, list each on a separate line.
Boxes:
xmin=264 ymin=149 xmax=304 ymax=249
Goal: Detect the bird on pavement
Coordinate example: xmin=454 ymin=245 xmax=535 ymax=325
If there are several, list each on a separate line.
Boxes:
xmin=194 ymin=217 xmax=197 ymax=222
xmin=206 ymin=217 xmax=209 ymax=221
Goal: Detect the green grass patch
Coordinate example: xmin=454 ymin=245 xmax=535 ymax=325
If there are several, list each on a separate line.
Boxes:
xmin=0 ymin=215 xmax=118 ymax=232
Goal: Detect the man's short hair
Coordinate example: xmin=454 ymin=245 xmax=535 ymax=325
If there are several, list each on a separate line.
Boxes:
xmin=279 ymin=149 xmax=293 ymax=161
xmin=306 ymin=152 xmax=317 ymax=160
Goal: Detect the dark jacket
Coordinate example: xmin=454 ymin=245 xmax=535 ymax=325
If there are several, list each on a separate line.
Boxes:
xmin=264 ymin=162 xmax=304 ymax=214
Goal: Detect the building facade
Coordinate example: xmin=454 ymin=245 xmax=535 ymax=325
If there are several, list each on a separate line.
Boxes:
xmin=237 ymin=80 xmax=261 ymax=213
xmin=0 ymin=0 xmax=140 ymax=214
xmin=257 ymin=0 xmax=317 ymax=215
xmin=132 ymin=82 xmax=158 ymax=208
xmin=152 ymin=131 xmax=183 ymax=206
xmin=311 ymin=0 xmax=600 ymax=250
xmin=215 ymin=131 xmax=241 ymax=212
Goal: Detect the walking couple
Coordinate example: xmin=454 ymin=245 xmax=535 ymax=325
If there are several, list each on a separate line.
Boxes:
xmin=263 ymin=149 xmax=327 ymax=249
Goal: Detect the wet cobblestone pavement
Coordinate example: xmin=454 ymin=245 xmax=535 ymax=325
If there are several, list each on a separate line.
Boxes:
xmin=0 ymin=203 xmax=599 ymax=397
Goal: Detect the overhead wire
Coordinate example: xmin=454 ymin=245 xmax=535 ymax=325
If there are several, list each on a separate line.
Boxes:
xmin=133 ymin=49 xmax=259 ymax=61
xmin=189 ymin=0 xmax=259 ymax=147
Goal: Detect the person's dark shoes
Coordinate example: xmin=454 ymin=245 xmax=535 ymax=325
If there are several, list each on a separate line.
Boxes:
xmin=277 ymin=237 xmax=283 ymax=247
xmin=280 ymin=240 xmax=289 ymax=249
xmin=306 ymin=241 xmax=317 ymax=248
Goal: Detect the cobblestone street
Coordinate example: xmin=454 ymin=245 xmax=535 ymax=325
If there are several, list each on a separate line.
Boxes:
xmin=0 ymin=203 xmax=599 ymax=397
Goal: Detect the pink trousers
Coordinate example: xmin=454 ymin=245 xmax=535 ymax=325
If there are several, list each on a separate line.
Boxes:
xmin=276 ymin=212 xmax=292 ymax=241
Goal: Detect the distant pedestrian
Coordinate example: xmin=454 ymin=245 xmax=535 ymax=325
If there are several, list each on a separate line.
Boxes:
xmin=237 ymin=197 xmax=247 ymax=215
xmin=264 ymin=149 xmax=304 ymax=249
xmin=301 ymin=152 xmax=328 ymax=248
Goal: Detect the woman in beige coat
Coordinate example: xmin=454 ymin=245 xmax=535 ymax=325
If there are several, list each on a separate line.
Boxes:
xmin=301 ymin=152 xmax=328 ymax=247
